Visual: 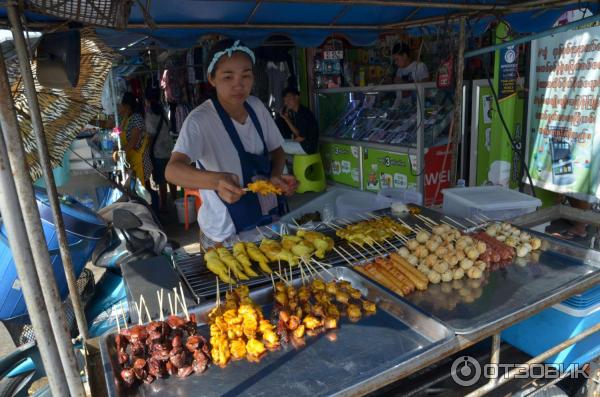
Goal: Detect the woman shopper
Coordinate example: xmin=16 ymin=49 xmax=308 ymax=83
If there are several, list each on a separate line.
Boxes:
xmin=166 ymin=39 xmax=297 ymax=246
xmin=145 ymin=88 xmax=177 ymax=211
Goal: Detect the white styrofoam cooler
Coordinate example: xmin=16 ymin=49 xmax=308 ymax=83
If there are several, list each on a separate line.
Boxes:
xmin=442 ymin=186 xmax=541 ymax=221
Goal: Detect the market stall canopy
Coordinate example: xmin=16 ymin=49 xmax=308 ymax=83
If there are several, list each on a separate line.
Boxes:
xmin=0 ymin=1 xmax=598 ymax=48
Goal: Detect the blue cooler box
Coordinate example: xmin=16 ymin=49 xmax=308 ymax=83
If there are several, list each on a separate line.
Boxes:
xmin=502 ymin=285 xmax=600 ymax=370
xmin=0 ymin=187 xmax=107 ymax=320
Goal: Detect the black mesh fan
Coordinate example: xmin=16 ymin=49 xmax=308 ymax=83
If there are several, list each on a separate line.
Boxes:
xmin=27 ymin=0 xmax=133 ymax=29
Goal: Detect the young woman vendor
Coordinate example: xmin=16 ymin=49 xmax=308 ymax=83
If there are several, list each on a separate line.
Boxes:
xmin=165 ymin=39 xmax=297 ymax=247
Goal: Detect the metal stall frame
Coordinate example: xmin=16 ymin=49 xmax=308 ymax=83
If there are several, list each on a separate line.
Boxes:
xmin=7 ymin=4 xmax=90 ymax=342
xmin=0 ymin=42 xmax=85 ymax=397
xmin=0 ymin=5 xmax=87 ymax=397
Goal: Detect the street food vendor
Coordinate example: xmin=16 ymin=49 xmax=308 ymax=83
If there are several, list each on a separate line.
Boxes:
xmin=392 ymin=43 xmax=429 ymax=83
xmin=165 ymin=39 xmax=297 ymax=246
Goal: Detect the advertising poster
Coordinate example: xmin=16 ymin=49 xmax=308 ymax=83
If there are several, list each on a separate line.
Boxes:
xmin=361 ymin=145 xmax=451 ymax=205
xmin=499 ymin=45 xmax=518 ymax=99
xmin=475 ymin=86 xmax=495 ymax=185
xmin=361 ymin=148 xmax=417 ymax=192
xmin=485 ymin=23 xmax=525 ymax=190
xmin=528 ymin=26 xmax=600 ymax=199
xmin=424 ymin=144 xmax=453 ymax=206
xmin=321 ymin=142 xmax=361 ymax=188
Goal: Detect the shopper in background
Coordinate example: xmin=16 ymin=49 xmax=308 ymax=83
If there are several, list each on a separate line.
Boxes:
xmin=145 ymin=88 xmax=177 ymax=211
xmin=277 ymin=87 xmax=319 ymax=155
xmin=392 ymin=43 xmax=429 ymax=83
xmin=113 ymin=92 xmax=153 ymax=188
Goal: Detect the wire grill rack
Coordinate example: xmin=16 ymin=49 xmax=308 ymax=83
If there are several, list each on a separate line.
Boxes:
xmin=173 ymin=225 xmax=415 ymax=303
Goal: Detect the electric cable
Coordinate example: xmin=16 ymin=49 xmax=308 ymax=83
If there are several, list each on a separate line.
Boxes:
xmin=482 ymin=52 xmax=537 ymax=198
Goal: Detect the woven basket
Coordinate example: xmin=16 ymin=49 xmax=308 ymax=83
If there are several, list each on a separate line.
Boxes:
xmin=27 ymin=0 xmax=133 ymax=29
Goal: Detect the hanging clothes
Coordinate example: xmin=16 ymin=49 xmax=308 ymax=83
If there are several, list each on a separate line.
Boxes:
xmin=266 ymin=61 xmax=291 ymax=111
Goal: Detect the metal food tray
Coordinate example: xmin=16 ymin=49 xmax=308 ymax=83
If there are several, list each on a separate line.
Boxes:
xmin=391 ymin=229 xmax=600 ymax=335
xmin=100 ymin=267 xmax=456 ymax=397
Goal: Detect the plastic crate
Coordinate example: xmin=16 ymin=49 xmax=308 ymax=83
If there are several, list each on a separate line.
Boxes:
xmin=442 ymin=186 xmax=541 ymax=220
xmin=0 ymin=187 xmax=107 ymax=320
xmin=501 ymin=288 xmax=600 ymax=370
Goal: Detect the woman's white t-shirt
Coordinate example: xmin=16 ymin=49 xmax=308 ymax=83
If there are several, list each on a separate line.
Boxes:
xmin=172 ymin=96 xmax=284 ymax=242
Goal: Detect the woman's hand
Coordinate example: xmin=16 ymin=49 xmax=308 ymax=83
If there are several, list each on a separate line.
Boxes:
xmin=271 ymin=175 xmax=298 ymax=196
xmin=216 ymin=173 xmax=244 ymax=204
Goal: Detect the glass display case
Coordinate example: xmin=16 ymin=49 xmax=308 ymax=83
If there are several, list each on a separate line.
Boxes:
xmin=316 ymin=83 xmax=456 ymax=205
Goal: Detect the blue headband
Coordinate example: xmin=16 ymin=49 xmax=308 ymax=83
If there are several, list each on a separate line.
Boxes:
xmin=207 ymin=40 xmax=256 ymax=74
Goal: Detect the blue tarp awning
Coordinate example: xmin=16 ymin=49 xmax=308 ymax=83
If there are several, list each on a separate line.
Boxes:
xmin=1 ymin=1 xmax=599 ymax=49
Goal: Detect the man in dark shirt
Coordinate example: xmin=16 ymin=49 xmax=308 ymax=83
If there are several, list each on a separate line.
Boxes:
xmin=276 ymin=87 xmax=319 ymax=155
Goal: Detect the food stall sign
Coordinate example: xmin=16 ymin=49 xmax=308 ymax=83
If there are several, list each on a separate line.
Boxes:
xmin=321 ymin=143 xmax=361 ymax=188
xmin=526 ymin=25 xmax=600 ymax=200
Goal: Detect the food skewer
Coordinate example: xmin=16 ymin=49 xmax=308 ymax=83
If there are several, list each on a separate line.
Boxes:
xmin=167 ymin=293 xmax=174 ymax=316
xmin=302 ymin=257 xmax=317 ymax=279
xmin=415 ymin=214 xmax=436 ymax=229
xmin=291 ymin=217 xmax=303 ymax=229
xmin=119 ymin=301 xmax=128 ymax=329
xmin=419 ymin=214 xmax=439 ymax=226
xmin=444 ymin=215 xmax=467 ymax=230
xmin=268 ymin=225 xmax=282 ymax=237
xmin=383 ymin=238 xmax=400 ymax=250
xmin=140 ymin=295 xmax=151 ymax=323
xmin=172 ymin=288 xmax=180 ymax=315
xmin=256 ymin=226 xmax=267 ymax=239
xmin=113 ymin=308 xmax=121 ymax=333
xmin=348 ymin=243 xmax=369 ymax=261
xmin=465 ymin=218 xmax=480 ymax=226
xmin=216 ymin=277 xmax=220 ymax=308
xmin=397 ymin=218 xmax=416 ymax=233
xmin=298 ymin=261 xmax=305 ymax=284
xmin=339 ymin=245 xmax=359 ymax=262
xmin=274 ymin=271 xmax=291 ymax=286
xmin=311 ymin=258 xmax=336 ymax=279
xmin=366 ymin=241 xmax=384 ymax=256
xmin=178 ymin=282 xmax=190 ymax=320
xmin=305 ymin=260 xmax=323 ymax=280
xmin=333 ymin=247 xmax=353 ymax=265
xmin=157 ymin=289 xmax=164 ymax=321
xmin=270 ymin=273 xmax=276 ymax=290
xmin=325 ymin=221 xmax=340 ymax=230
xmin=134 ymin=295 xmax=144 ymax=325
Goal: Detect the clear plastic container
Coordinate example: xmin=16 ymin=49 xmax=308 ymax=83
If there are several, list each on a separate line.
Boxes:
xmin=336 ymin=192 xmax=388 ymax=219
xmin=442 ymin=186 xmax=541 ymax=221
xmin=376 ymin=187 xmax=423 ymax=206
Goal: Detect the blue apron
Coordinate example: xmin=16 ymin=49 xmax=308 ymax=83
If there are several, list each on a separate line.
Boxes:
xmin=199 ymin=98 xmax=274 ymax=233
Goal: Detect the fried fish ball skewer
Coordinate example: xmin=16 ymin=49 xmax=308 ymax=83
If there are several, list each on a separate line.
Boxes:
xmin=245 ymin=242 xmax=272 ymax=274
xmin=232 ymin=242 xmax=259 ymax=277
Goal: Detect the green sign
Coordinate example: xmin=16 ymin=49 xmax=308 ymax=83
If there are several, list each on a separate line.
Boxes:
xmin=362 ymin=148 xmax=417 ymax=192
xmin=475 ymin=85 xmax=494 ymax=185
xmin=321 ymin=143 xmax=361 ymax=188
xmin=486 ymin=22 xmax=525 ymax=189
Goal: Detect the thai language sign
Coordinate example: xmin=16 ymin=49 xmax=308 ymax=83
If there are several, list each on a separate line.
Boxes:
xmin=527 ymin=27 xmax=600 ymax=199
